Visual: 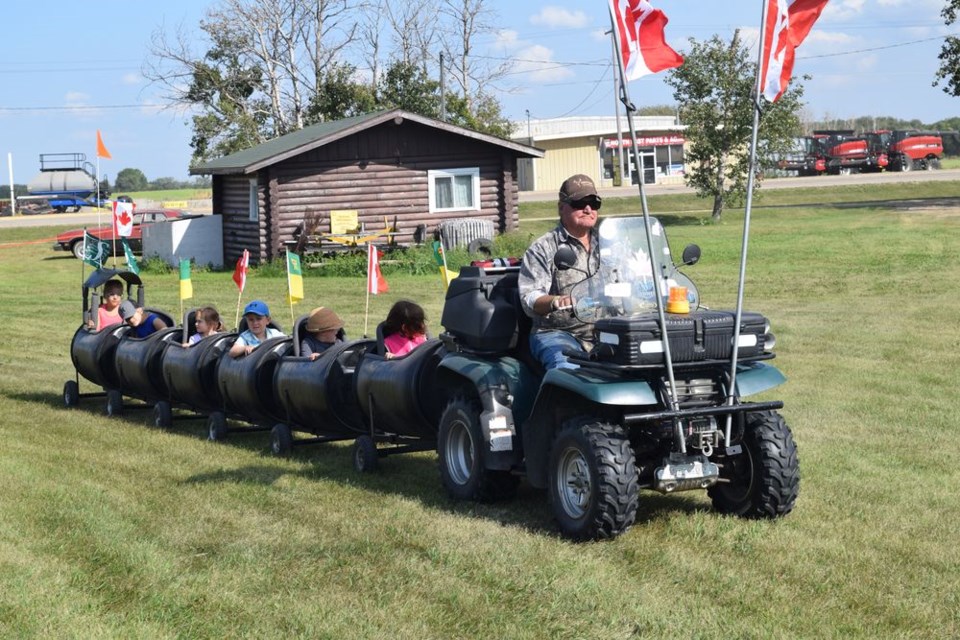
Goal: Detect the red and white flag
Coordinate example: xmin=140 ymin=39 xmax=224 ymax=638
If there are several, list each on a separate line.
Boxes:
xmin=760 ymin=0 xmax=829 ymax=102
xmin=366 ymin=243 xmax=388 ymax=295
xmin=232 ymin=249 xmax=249 ymax=292
xmin=609 ymin=0 xmax=684 ymax=81
xmin=112 ymin=201 xmax=135 ymax=237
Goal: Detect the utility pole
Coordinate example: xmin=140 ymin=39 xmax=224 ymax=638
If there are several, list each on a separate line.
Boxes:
xmin=439 ymin=52 xmax=447 ymax=121
xmin=525 ymin=109 xmax=532 ymax=143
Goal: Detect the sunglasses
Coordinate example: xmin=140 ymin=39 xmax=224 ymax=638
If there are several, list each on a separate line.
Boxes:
xmin=565 ymin=197 xmax=601 ymax=210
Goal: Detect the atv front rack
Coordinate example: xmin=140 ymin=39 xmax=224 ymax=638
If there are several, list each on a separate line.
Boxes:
xmin=622 ymin=400 xmax=783 ymax=425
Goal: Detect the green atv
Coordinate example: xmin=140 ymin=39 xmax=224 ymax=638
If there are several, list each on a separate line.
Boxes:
xmin=435 ymin=215 xmax=799 ymax=541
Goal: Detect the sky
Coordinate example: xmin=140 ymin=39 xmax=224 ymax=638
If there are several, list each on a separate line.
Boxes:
xmin=2 ymin=1 xmax=956 ymax=184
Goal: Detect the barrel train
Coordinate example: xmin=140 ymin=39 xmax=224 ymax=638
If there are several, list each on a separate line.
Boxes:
xmin=64 ymin=216 xmax=799 ymax=541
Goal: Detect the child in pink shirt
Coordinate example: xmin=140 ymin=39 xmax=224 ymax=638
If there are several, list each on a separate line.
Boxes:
xmin=90 ymin=280 xmax=124 ymax=330
xmin=382 ymin=300 xmax=427 ymax=358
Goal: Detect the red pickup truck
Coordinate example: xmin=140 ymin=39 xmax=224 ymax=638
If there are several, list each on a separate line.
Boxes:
xmin=53 ymin=209 xmax=184 ymax=259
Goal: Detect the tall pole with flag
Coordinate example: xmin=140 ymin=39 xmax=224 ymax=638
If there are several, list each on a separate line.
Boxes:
xmin=179 ymin=258 xmax=193 ymax=325
xmin=722 ymin=0 xmax=827 ymax=445
xmin=364 ymin=243 xmax=388 ymax=337
xmin=607 ymin=0 xmax=686 ymax=449
xmin=232 ymin=249 xmax=249 ymax=330
xmin=95 ymin=130 xmax=111 ymax=230
xmin=286 ymin=250 xmax=304 ymax=327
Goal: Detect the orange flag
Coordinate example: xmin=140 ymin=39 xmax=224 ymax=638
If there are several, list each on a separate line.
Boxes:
xmin=96 ymin=130 xmax=112 ymax=159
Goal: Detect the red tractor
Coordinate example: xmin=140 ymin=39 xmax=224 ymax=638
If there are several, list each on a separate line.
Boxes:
xmin=778 ymin=135 xmax=827 ymax=176
xmin=816 ymin=130 xmax=889 ymax=175
xmin=884 ymin=130 xmax=944 ymax=172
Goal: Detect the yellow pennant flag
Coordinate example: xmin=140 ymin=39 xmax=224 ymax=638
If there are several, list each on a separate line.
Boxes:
xmin=286 ymin=251 xmax=303 ymax=303
xmin=179 ymin=259 xmax=193 ymax=300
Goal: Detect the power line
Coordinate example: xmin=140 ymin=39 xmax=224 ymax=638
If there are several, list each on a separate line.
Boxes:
xmin=0 ymin=104 xmax=161 ymax=113
xmin=800 ymin=33 xmax=959 ymax=59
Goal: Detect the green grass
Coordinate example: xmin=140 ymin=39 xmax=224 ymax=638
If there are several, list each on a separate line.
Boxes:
xmin=124 ymin=188 xmax=212 ymax=203
xmin=1 ymin=182 xmax=960 ymax=638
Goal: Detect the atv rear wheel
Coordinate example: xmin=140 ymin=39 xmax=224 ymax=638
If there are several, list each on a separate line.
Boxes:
xmin=709 ymin=411 xmax=799 ymax=518
xmin=548 ymin=420 xmax=638 ymax=541
xmin=438 ymin=396 xmax=519 ymax=502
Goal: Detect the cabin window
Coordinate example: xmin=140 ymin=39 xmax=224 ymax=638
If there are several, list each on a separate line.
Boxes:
xmin=428 ymin=168 xmax=480 ymax=212
xmin=248 ymin=178 xmax=258 ymax=222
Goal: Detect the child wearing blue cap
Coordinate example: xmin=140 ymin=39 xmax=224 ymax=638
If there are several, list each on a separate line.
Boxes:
xmin=229 ymin=300 xmax=285 ymax=358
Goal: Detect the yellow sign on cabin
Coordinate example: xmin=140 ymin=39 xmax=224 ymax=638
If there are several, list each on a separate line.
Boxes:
xmin=330 ymin=210 xmax=359 ymax=235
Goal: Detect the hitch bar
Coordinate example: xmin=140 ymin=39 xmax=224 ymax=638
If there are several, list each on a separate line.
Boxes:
xmin=623 ymin=400 xmax=783 ymax=425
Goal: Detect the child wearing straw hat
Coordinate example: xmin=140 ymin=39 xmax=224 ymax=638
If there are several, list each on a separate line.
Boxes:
xmin=301 ymin=307 xmax=344 ymax=360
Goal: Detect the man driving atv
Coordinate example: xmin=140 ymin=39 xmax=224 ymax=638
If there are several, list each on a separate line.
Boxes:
xmin=518 ymin=173 xmax=601 ymax=370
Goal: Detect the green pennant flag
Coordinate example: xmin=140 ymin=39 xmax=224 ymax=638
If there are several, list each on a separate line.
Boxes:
xmin=121 ymin=240 xmax=140 ymax=275
xmin=179 ymin=259 xmax=193 ymax=300
xmin=286 ymin=250 xmax=304 ymax=303
xmin=82 ymin=231 xmax=111 ymax=269
xmin=431 ymin=240 xmax=445 ymax=266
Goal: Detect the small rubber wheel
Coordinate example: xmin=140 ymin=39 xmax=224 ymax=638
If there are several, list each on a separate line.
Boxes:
xmin=105 ymin=390 xmax=123 ymax=417
xmin=63 ymin=380 xmax=80 ymax=407
xmin=271 ymin=423 xmax=293 ymax=456
xmin=353 ymin=435 xmax=379 ymax=473
xmin=153 ymin=401 xmax=173 ymax=428
xmin=207 ymin=412 xmax=228 ymax=441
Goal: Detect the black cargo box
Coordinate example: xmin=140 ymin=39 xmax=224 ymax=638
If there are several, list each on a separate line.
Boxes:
xmin=441 ymin=266 xmax=522 ymax=352
xmin=593 ymin=310 xmax=768 ymax=365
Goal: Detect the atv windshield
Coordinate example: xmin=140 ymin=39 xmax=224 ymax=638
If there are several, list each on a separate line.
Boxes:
xmin=570 ymin=216 xmax=699 ymax=324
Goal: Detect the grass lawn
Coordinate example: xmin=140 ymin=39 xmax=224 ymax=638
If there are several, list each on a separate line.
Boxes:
xmin=1 ymin=183 xmax=959 ymax=638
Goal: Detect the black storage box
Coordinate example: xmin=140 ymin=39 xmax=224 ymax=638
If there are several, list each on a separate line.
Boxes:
xmin=593 ymin=310 xmax=768 ymax=365
xmin=441 ymin=266 xmax=522 ymax=352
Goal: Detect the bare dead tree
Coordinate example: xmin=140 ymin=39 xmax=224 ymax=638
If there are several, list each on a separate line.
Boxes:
xmin=437 ymin=0 xmax=507 ymax=110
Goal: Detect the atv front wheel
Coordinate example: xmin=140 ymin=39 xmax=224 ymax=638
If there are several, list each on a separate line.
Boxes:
xmin=438 ymin=396 xmax=519 ymax=502
xmin=708 ymin=411 xmax=799 ymax=518
xmin=548 ymin=420 xmax=638 ymax=541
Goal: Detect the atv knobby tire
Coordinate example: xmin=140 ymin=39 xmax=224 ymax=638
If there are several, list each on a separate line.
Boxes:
xmin=438 ymin=396 xmax=519 ymax=502
xmin=548 ymin=420 xmax=638 ymax=541
xmin=708 ymin=410 xmax=799 ymax=518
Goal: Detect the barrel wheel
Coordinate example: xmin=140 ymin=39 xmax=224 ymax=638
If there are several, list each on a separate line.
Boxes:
xmin=270 ymin=423 xmax=293 ymax=456
xmin=63 ymin=380 xmax=80 ymax=407
xmin=207 ymin=412 xmax=228 ymax=441
xmin=153 ymin=401 xmax=173 ymax=428
xmin=105 ymin=390 xmax=123 ymax=417
xmin=353 ymin=435 xmax=379 ymax=473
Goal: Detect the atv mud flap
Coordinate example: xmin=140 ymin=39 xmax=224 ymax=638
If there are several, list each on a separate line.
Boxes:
xmin=439 ymin=354 xmax=538 ymax=470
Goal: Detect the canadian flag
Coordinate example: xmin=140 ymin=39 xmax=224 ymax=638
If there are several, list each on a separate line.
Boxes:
xmin=760 ymin=0 xmax=829 ymax=102
xmin=113 ymin=201 xmax=135 ymax=237
xmin=366 ymin=243 xmax=388 ymax=295
xmin=609 ymin=0 xmax=684 ymax=81
xmin=232 ymin=249 xmax=249 ymax=292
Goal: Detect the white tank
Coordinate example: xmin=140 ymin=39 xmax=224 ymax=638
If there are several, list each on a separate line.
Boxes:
xmin=28 ymin=169 xmax=97 ymax=196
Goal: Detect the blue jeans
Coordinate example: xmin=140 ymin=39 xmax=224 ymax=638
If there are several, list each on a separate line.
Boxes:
xmin=529 ymin=330 xmax=585 ymax=370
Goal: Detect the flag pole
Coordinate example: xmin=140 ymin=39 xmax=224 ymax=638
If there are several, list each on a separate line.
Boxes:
xmin=608 ymin=9 xmax=685 ymax=450
xmin=234 ymin=291 xmax=243 ymax=331
xmin=364 ymin=244 xmax=372 ymax=337
xmin=723 ymin=0 xmax=771 ymax=445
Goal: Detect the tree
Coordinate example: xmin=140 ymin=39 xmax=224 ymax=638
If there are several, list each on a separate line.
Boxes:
xmin=665 ymin=32 xmax=804 ymax=221
xmin=935 ymin=1 xmax=960 ymax=97
xmin=146 ymin=0 xmax=513 ymax=163
xmin=151 ymin=177 xmax=180 ymax=190
xmin=115 ymin=168 xmax=149 ymax=192
xmin=145 ymin=0 xmax=359 ymax=165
